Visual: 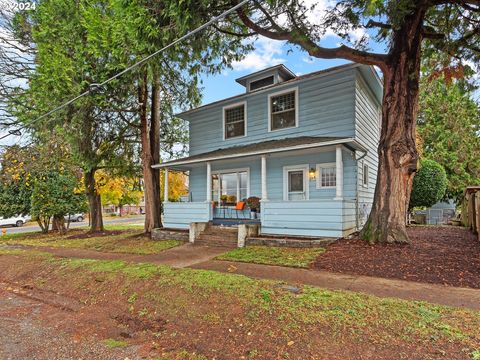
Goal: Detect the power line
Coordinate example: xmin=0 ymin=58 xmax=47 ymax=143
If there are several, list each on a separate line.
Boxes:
xmin=0 ymin=0 xmax=251 ymax=141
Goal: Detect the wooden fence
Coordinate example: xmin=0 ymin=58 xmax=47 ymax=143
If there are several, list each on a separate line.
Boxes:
xmin=462 ymin=190 xmax=480 ymax=240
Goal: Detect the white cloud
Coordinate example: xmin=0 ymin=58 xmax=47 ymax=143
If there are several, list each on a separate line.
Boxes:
xmin=231 ymin=36 xmax=286 ymax=72
xmin=302 ymin=0 xmax=368 ymax=44
xmin=302 ymin=56 xmax=315 ymax=64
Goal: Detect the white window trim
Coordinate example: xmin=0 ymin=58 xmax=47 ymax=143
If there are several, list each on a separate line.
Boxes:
xmin=362 ymin=163 xmax=369 ymax=188
xmin=223 ymin=101 xmax=247 ymax=141
xmin=211 ymin=167 xmax=250 ymax=202
xmin=268 ymin=87 xmax=299 ymax=132
xmin=316 ymin=162 xmax=337 ymax=189
xmin=283 ymin=164 xmax=309 ymax=201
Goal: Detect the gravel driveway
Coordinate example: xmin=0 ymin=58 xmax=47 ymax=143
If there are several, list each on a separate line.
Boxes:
xmin=0 ymin=288 xmax=141 ymax=360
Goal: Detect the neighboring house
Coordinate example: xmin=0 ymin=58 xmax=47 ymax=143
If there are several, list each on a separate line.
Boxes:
xmin=153 ymin=63 xmax=382 ymax=238
xmin=415 ymin=200 xmax=456 ymax=225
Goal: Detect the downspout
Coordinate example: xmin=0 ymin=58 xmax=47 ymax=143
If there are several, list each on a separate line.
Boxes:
xmin=354 ymin=150 xmax=368 ymax=231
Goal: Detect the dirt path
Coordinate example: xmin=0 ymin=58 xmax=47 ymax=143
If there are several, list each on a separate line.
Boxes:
xmin=4 ymin=243 xmax=227 ymax=268
xmin=0 ymin=287 xmax=140 ymax=360
xmin=192 ymin=260 xmax=480 ymax=310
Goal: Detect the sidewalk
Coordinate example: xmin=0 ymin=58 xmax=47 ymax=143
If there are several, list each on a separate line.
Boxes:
xmin=190 ymin=260 xmax=480 ymax=310
xmin=4 ymin=243 xmax=227 ymax=268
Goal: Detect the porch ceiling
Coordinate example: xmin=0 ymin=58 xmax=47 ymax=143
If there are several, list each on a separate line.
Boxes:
xmin=153 ymin=136 xmax=367 ymax=169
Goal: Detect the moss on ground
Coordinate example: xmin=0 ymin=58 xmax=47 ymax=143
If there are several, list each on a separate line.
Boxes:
xmin=102 ymin=338 xmax=129 ymax=348
xmin=0 ymin=229 xmax=181 ymax=255
xmin=216 ymin=245 xmax=325 ymax=268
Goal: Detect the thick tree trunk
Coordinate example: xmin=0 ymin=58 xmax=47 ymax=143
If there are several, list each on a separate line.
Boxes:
xmin=150 ymin=73 xmax=162 ymax=228
xmin=360 ymin=8 xmax=425 ymax=244
xmin=85 ymin=168 xmax=104 ymax=232
xmin=52 ymin=215 xmax=66 ymax=235
xmin=139 ymin=72 xmax=162 ymax=234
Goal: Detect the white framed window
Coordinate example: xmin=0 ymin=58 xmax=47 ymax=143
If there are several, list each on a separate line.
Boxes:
xmin=211 ymin=167 xmax=250 ymax=203
xmin=223 ymin=102 xmax=246 ymax=140
xmin=283 ymin=164 xmax=309 ymax=201
xmin=362 ymin=163 xmax=369 ymax=187
xmin=316 ymin=163 xmax=336 ymax=189
xmin=268 ymin=87 xmax=298 ymax=132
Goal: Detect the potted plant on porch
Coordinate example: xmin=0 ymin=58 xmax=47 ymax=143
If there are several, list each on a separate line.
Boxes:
xmin=246 ymin=196 xmax=260 ymax=219
xmin=220 ymin=195 xmax=228 ymax=206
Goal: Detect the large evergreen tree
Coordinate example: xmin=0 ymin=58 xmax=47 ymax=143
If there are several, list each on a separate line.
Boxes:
xmin=418 ymin=73 xmax=480 ymax=202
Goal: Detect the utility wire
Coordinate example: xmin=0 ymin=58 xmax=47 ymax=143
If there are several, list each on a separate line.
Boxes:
xmin=0 ymin=0 xmax=251 ymax=141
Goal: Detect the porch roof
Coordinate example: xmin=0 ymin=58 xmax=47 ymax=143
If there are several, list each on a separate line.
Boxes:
xmin=153 ymin=136 xmax=367 ymax=168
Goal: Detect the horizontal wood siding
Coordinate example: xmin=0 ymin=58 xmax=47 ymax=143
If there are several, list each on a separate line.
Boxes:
xmin=187 ymin=150 xmax=355 ymax=202
xmin=354 ymin=70 xmax=381 ymax=226
xmin=261 ymin=200 xmax=349 ymax=237
xmin=163 ymin=202 xmax=210 ymax=229
xmin=188 ymin=69 xmax=356 ymax=155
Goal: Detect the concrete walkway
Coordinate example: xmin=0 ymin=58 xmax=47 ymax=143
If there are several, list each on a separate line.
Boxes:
xmin=6 ymin=244 xmax=227 ymax=268
xmin=190 ymin=260 xmax=480 ymax=310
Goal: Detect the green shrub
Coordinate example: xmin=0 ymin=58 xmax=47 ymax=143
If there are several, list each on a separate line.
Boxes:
xmin=409 ymin=159 xmax=447 ymax=209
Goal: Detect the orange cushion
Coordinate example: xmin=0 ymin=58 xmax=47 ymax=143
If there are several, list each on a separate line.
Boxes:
xmin=235 ymin=201 xmax=246 ymax=210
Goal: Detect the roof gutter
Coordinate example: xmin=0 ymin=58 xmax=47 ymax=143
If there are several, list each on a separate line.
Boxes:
xmin=153 ymin=138 xmax=367 ymax=169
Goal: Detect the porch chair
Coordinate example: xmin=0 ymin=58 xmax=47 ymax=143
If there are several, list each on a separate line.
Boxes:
xmin=232 ymin=201 xmax=247 ymax=219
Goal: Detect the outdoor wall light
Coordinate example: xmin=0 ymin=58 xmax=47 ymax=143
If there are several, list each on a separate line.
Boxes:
xmin=309 ymin=167 xmax=316 ymax=180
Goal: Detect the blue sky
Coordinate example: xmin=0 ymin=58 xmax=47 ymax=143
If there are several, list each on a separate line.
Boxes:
xmin=199 ymin=33 xmax=382 ymax=105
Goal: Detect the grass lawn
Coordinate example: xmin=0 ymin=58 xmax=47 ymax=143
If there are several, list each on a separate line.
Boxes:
xmin=216 ymin=245 xmax=325 ymax=268
xmin=0 ymin=228 xmax=182 ymax=255
xmin=0 ymin=248 xmax=479 ymax=358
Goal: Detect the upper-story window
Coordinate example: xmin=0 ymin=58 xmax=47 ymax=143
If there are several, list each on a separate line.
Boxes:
xmin=268 ymin=88 xmax=298 ymax=131
xmin=249 ymin=75 xmax=274 ymax=91
xmin=223 ymin=102 xmax=246 ymax=140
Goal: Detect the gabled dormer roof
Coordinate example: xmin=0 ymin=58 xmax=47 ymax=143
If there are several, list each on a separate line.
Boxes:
xmin=235 ymin=64 xmax=296 ymax=90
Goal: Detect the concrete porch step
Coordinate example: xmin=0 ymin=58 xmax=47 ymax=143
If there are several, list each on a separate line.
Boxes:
xmin=194 ymin=224 xmax=239 ymax=248
xmin=196 ymin=235 xmax=237 ymax=242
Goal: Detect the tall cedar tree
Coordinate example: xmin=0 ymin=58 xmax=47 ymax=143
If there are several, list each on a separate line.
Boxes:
xmin=103 ymin=0 xmax=251 ymax=232
xmin=228 ymin=0 xmax=480 ymax=243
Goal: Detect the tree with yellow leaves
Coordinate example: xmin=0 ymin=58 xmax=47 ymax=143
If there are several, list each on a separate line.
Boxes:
xmin=96 ymin=172 xmax=143 ymax=216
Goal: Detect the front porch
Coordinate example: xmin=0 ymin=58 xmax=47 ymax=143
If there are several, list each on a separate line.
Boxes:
xmin=156 ymin=137 xmax=366 ymax=238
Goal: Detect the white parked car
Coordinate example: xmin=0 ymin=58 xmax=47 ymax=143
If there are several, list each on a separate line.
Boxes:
xmin=64 ymin=213 xmax=85 ymax=222
xmin=0 ymin=215 xmax=29 ymax=227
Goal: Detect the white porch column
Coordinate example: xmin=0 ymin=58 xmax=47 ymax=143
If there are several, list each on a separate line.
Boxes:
xmin=261 ymin=155 xmax=268 ymax=201
xmin=334 ymin=145 xmax=343 ymax=200
xmin=206 ymin=161 xmax=212 ymax=202
xmin=164 ymin=168 xmax=169 ymax=202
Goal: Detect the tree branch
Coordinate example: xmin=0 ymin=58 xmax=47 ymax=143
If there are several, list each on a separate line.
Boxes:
xmin=366 ymin=20 xmax=392 ymax=29
xmin=212 ymin=24 xmax=256 ymax=37
xmin=236 ymin=5 xmax=388 ymax=71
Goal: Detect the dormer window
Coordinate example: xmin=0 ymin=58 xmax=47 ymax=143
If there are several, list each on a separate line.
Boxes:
xmin=235 ymin=65 xmax=296 ymax=93
xmin=268 ymin=88 xmax=298 ymax=131
xmin=223 ymin=102 xmax=246 ymax=139
xmin=249 ymin=76 xmax=274 ymax=91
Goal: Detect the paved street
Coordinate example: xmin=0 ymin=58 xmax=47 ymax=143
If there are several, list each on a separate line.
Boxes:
xmin=0 ymin=215 xmax=145 ymax=234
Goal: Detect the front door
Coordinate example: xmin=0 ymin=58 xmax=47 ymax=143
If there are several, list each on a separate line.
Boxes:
xmin=284 ymin=165 xmax=308 ymax=200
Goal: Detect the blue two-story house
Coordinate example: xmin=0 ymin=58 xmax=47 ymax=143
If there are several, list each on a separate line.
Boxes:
xmin=154 ymin=63 xmax=382 ymax=238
